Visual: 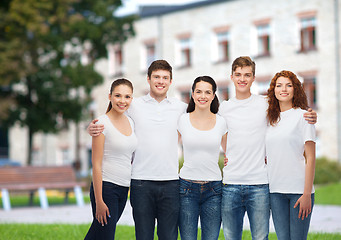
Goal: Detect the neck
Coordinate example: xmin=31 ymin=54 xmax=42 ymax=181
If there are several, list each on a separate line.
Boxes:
xmin=191 ymin=107 xmax=214 ymax=117
xmin=279 ymin=101 xmax=293 ymax=112
xmin=150 ymin=92 xmax=167 ymax=103
xmin=235 ymin=91 xmax=251 ymax=100
xmin=107 ymin=109 xmax=125 ymax=119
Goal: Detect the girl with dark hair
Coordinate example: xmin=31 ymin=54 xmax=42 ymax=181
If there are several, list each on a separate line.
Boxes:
xmin=178 ymin=76 xmax=227 ymax=240
xmin=265 ymin=70 xmax=316 ymax=240
xmin=84 ymin=78 xmax=137 ymax=240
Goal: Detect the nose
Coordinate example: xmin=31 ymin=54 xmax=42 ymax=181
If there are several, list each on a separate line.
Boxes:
xmin=198 ymin=92 xmax=207 ymax=98
xmin=240 ymin=76 xmax=247 ymax=82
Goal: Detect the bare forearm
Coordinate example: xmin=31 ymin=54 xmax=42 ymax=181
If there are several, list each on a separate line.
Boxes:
xmin=303 ymin=141 xmax=316 ymax=195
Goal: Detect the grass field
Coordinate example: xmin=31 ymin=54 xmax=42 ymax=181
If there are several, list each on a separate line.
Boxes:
xmin=0 ymin=224 xmax=340 ymax=240
xmin=315 ymin=182 xmax=341 ymax=205
xmin=0 ymin=183 xmax=340 ymax=239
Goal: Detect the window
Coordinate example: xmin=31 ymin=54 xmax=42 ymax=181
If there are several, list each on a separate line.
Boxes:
xmin=108 ymin=44 xmax=123 ymax=77
xmin=216 ymin=31 xmax=230 ymax=62
xmin=113 ymin=46 xmax=123 ymax=75
xmin=256 ymin=80 xmax=271 ymax=96
xmin=253 ymin=76 xmax=271 ymax=95
xmin=218 ymin=86 xmax=229 ymax=101
xmin=300 ymin=17 xmax=317 ymax=52
xmin=145 ymin=43 xmax=156 ymax=68
xmin=180 ymin=90 xmax=191 ymax=103
xmin=303 ymin=77 xmax=317 ymax=109
xmin=61 ymin=147 xmax=70 ymax=164
xmin=256 ymin=24 xmax=270 ymax=57
xmin=179 ymin=37 xmax=192 ymax=68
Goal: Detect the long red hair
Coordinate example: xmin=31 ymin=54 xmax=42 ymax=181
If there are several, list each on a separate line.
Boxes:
xmin=267 ymin=70 xmax=308 ymax=126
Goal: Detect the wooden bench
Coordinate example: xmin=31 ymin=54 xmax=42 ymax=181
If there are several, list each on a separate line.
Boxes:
xmin=0 ymin=166 xmax=87 ymax=211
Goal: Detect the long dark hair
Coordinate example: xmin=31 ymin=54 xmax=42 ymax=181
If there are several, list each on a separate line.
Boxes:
xmin=186 ymin=76 xmax=219 ymax=114
xmin=106 ymin=78 xmax=133 ymax=113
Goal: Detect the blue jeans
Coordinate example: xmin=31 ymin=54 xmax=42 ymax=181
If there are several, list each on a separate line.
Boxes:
xmin=221 ymin=184 xmax=270 ymax=240
xmin=130 ymin=179 xmax=179 ymax=240
xmin=179 ymin=179 xmax=222 ymax=240
xmin=270 ymin=193 xmax=314 ymax=240
xmin=84 ymin=181 xmax=128 ymax=240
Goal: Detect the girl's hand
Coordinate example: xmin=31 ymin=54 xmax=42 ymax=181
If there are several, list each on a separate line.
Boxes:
xmin=224 ymin=154 xmax=228 ymax=166
xmin=294 ymin=194 xmax=312 ymax=220
xmin=96 ymin=200 xmax=111 ymax=226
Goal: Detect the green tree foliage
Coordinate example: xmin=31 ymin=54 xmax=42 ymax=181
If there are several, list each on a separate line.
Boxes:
xmin=0 ymin=0 xmax=135 ymax=164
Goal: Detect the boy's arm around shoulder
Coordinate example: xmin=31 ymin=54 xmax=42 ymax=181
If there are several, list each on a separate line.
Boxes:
xmin=87 ymin=119 xmax=105 ymax=137
xmin=304 ymin=108 xmax=317 ymax=124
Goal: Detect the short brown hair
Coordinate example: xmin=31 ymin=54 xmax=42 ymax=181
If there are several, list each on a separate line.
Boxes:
xmin=231 ymin=56 xmax=256 ymax=76
xmin=147 ymin=60 xmax=172 ymax=79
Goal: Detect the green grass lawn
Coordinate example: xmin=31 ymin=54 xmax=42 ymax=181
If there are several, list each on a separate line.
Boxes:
xmin=0 ymin=191 xmax=90 ymax=208
xmin=0 ymin=183 xmax=340 ymax=239
xmin=0 ymin=224 xmax=340 ymax=240
xmin=315 ymin=182 xmax=341 ymax=205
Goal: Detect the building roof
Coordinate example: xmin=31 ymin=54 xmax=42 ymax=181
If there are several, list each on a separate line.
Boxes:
xmin=139 ymin=0 xmax=232 ymax=18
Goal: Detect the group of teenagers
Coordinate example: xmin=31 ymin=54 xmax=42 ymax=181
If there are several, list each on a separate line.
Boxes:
xmin=83 ymin=56 xmax=317 ymax=240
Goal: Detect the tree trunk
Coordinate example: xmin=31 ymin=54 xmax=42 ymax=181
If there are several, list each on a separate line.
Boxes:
xmin=74 ymin=121 xmax=81 ymax=171
xmin=27 ymin=128 xmax=33 ymax=165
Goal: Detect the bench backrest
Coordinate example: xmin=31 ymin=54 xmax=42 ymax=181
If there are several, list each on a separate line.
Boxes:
xmin=0 ymin=166 xmax=77 ymax=185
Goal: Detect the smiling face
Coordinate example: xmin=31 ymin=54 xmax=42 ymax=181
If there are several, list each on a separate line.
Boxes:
xmin=274 ymin=76 xmax=294 ymax=104
xmin=192 ymin=81 xmax=215 ymax=111
xmin=108 ymin=84 xmax=133 ymax=114
xmin=231 ymin=66 xmax=255 ymax=99
xmin=147 ymin=69 xmax=172 ymax=102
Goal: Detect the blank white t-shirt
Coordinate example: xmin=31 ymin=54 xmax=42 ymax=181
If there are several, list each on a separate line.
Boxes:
xmin=127 ymin=94 xmax=187 ymax=180
xmin=265 ymin=108 xmax=316 ymax=194
xmin=97 ymin=114 xmax=138 ymax=187
xmin=219 ymin=94 xmax=269 ymax=185
xmin=178 ymin=113 xmax=227 ymax=181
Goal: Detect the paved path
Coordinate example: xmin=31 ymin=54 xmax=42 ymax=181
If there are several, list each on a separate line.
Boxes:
xmin=0 ymin=204 xmax=340 ymax=233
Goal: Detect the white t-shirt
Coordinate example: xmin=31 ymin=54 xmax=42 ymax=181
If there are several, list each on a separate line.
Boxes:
xmin=127 ymin=94 xmax=187 ymax=180
xmin=97 ymin=114 xmax=138 ymax=187
xmin=265 ymin=108 xmax=316 ymax=194
xmin=178 ymin=113 xmax=227 ymax=181
xmin=219 ymin=94 xmax=268 ymax=185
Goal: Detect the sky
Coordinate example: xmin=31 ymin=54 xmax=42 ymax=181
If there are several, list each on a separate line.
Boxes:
xmin=116 ymin=0 xmax=205 ymax=16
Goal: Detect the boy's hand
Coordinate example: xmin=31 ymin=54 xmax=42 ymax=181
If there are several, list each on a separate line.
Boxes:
xmin=87 ymin=119 xmax=104 ymax=137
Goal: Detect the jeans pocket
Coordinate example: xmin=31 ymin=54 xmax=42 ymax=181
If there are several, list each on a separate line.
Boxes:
xmin=211 ymin=182 xmax=222 ymax=195
xmin=131 ymin=179 xmax=144 ymax=187
xmin=179 ymin=187 xmax=190 ymax=196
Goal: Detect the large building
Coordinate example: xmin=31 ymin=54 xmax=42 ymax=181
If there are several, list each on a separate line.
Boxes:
xmin=100 ymin=0 xmax=340 ymax=160
xmin=3 ymin=0 xmax=341 ymax=170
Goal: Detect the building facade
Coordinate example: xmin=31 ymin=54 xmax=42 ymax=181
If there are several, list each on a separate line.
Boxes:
xmin=104 ymin=0 xmax=340 ymax=160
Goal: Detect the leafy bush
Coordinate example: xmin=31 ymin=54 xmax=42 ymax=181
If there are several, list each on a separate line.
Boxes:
xmin=314 ymin=157 xmax=341 ymax=184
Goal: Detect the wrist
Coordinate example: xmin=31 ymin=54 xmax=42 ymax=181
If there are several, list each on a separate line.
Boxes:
xmin=302 ymin=192 xmax=311 ymax=197
xmin=95 ymin=198 xmax=104 ymax=205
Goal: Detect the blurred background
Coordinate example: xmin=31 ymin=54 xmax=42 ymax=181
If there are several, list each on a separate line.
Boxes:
xmin=0 ymin=0 xmax=340 ymax=178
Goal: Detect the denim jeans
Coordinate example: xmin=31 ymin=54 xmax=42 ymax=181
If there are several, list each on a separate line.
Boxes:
xmin=221 ymin=184 xmax=270 ymax=240
xmin=130 ymin=179 xmax=179 ymax=240
xmin=84 ymin=181 xmax=129 ymax=240
xmin=179 ymin=178 xmax=222 ymax=240
xmin=270 ymin=193 xmax=314 ymax=240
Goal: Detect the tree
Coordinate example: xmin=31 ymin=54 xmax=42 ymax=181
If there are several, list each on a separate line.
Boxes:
xmin=0 ymin=0 xmax=135 ymax=165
